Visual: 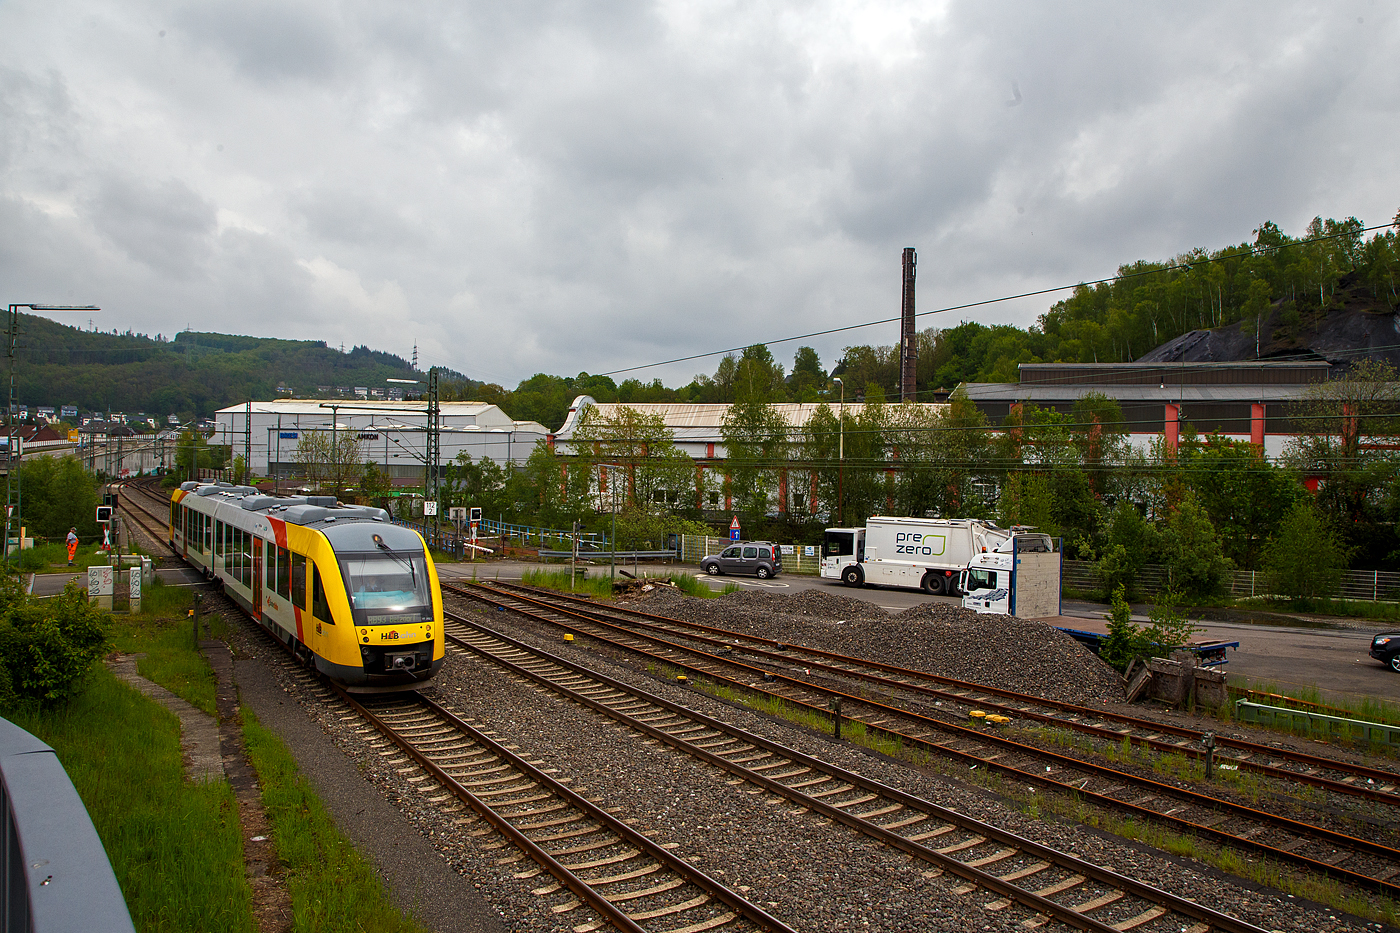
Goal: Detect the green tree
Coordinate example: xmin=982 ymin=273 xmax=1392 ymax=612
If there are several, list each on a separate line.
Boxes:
xmin=572 ymin=406 xmax=696 ymax=514
xmin=1261 ymin=500 xmax=1349 ymax=603
xmin=1285 ymin=359 xmax=1400 ymax=567
xmin=440 ymin=452 xmax=509 ymax=520
xmin=1094 ymin=501 xmax=1153 ymax=598
xmin=171 ymin=431 xmax=227 ymax=482
xmin=722 ymin=400 xmax=790 ymax=519
xmin=1179 ymin=435 xmax=1301 ymax=570
xmin=15 ymin=456 xmax=101 ymax=541
xmin=1155 ymin=492 xmax=1232 ymax=598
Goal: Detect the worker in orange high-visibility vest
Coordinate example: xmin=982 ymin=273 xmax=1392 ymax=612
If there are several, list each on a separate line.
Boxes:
xmin=66 ymin=527 xmax=79 ymax=565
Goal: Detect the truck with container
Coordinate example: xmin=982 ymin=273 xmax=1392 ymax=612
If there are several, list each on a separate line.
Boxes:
xmin=959 ymin=533 xmax=1060 ymax=618
xmin=820 ymin=517 xmax=1011 ymax=595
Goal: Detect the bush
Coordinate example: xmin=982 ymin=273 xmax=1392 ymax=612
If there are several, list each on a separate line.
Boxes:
xmin=0 ymin=581 xmax=110 ymax=709
xmin=1098 ymin=586 xmax=1199 ymax=674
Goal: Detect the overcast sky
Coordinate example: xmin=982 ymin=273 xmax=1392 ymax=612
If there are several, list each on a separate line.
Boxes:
xmin=2 ymin=1 xmax=1397 ymax=389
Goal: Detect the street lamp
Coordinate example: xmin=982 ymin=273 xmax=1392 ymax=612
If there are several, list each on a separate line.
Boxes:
xmin=832 ymin=377 xmax=844 ymax=526
xmin=6 ymin=303 xmax=99 ymax=569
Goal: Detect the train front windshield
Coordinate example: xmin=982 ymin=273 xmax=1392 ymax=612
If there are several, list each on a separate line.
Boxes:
xmin=340 ymin=552 xmax=432 ymax=622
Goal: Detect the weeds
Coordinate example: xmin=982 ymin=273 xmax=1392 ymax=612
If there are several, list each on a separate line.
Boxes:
xmin=521 ymin=568 xmax=614 ymax=599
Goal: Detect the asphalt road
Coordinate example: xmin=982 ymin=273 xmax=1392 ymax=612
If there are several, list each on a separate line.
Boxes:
xmin=438 ymin=560 xmax=1400 ymax=709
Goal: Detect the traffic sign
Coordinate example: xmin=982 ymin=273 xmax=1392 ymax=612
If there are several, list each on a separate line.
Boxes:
xmin=729 ymin=516 xmax=740 ymax=529
xmin=730 ymin=528 xmax=741 ymax=541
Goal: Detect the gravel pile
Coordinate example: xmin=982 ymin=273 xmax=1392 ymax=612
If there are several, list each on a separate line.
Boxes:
xmin=635 ymin=588 xmax=1125 ymax=705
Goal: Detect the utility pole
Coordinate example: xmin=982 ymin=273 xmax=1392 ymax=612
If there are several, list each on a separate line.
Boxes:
xmin=427 ymin=368 xmax=440 ymax=546
xmin=244 ymin=401 xmax=252 ymax=485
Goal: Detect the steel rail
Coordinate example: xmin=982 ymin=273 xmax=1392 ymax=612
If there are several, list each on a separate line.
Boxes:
xmin=338 ymin=687 xmax=796 ymax=933
xmin=451 ymin=583 xmax=1400 ymax=899
xmin=441 ymin=609 xmax=1273 ymax=933
xmin=484 ymin=580 xmax=1400 ymax=803
xmin=113 ymin=486 xmax=177 ymax=558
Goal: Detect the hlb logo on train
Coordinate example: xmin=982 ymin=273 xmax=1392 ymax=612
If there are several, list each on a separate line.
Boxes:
xmin=379 ymin=631 xmax=401 ymax=641
xmin=894 ymin=532 xmax=947 ymax=556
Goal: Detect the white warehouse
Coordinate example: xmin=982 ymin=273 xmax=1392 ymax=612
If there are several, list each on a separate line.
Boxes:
xmin=214 ymin=399 xmax=550 ymax=485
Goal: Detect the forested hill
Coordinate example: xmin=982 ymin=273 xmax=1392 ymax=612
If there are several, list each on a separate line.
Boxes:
xmin=17 ymin=213 xmax=1397 ymax=429
xmin=15 ymin=318 xmax=424 ymax=418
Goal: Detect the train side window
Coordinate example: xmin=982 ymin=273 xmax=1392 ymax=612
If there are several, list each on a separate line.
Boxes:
xmin=276 ymin=547 xmax=290 ymax=599
xmin=291 ymin=553 xmax=307 ymax=611
xmin=244 ymin=532 xmax=254 ymax=587
xmin=215 ymin=521 xmax=223 ymax=557
xmin=204 ymin=513 xmax=212 ymax=554
xmin=311 ymin=565 xmax=333 ymax=623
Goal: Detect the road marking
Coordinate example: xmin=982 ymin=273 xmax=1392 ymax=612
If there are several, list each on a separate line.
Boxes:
xmin=706 ymin=580 xmax=790 ymax=589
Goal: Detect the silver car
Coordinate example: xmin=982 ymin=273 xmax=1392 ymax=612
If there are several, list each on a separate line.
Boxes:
xmin=700 ymin=542 xmax=782 ymax=579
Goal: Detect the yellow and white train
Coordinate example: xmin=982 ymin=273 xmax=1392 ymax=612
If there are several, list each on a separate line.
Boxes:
xmin=170 ymin=482 xmax=444 ymax=690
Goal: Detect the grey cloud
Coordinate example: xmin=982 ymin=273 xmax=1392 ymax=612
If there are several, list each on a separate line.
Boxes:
xmin=86 ymin=176 xmax=216 ymax=278
xmin=292 ymin=188 xmax=425 ymax=249
xmin=2 ymin=0 xmax=1399 ymax=384
xmin=173 ymin=0 xmax=344 ymax=83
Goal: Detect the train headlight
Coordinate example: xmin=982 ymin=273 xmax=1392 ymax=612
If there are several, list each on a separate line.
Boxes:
xmin=362 ymin=636 xmax=370 ymax=643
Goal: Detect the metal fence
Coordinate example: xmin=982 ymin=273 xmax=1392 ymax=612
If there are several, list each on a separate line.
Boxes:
xmin=1 ymin=717 xmax=135 ymax=933
xmin=1064 ymin=559 xmax=1400 ymax=602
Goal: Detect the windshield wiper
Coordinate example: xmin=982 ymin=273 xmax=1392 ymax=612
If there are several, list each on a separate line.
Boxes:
xmin=373 ymin=533 xmax=417 ymax=588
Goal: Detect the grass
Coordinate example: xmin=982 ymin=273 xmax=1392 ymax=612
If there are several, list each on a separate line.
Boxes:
xmin=4 ymin=578 xmax=432 ymax=933
xmin=242 ymin=712 xmax=429 ymax=933
xmin=6 ymin=669 xmax=254 ymax=933
xmin=107 ymin=577 xmax=221 ymax=714
xmin=15 ymin=540 xmax=125 ymax=573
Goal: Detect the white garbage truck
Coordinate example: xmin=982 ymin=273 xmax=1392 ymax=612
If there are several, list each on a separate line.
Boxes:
xmin=820 ymin=516 xmax=1011 ymax=596
xmin=959 ymin=533 xmax=1061 ymax=618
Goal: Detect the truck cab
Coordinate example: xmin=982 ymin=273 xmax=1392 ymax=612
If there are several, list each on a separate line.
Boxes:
xmin=820 ymin=527 xmax=865 ymax=585
xmin=960 ymin=533 xmax=1057 ymax=616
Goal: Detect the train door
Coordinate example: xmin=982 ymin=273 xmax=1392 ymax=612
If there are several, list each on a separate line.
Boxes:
xmin=252 ymin=538 xmax=263 ymax=620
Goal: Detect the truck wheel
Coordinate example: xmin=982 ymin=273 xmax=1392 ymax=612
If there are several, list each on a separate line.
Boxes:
xmin=921 ymin=573 xmax=943 ymax=596
xmin=841 ymin=566 xmax=862 ymax=587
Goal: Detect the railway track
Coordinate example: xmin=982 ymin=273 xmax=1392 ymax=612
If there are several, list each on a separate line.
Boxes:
xmin=176 ymin=562 xmax=796 ymax=933
xmin=345 ymin=687 xmax=795 ymax=933
xmin=439 ymin=603 xmax=1272 ymax=933
xmin=447 ymin=580 xmax=1400 ymax=901
xmin=114 ymin=479 xmax=177 ymax=558
xmin=486 ymin=581 xmax=1400 ymax=807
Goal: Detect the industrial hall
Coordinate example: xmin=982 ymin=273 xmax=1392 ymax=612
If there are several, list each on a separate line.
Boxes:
xmin=213 ymin=400 xmax=550 ymax=486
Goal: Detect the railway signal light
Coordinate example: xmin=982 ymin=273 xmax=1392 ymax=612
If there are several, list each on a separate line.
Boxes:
xmin=96 ymin=505 xmax=113 ymax=524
